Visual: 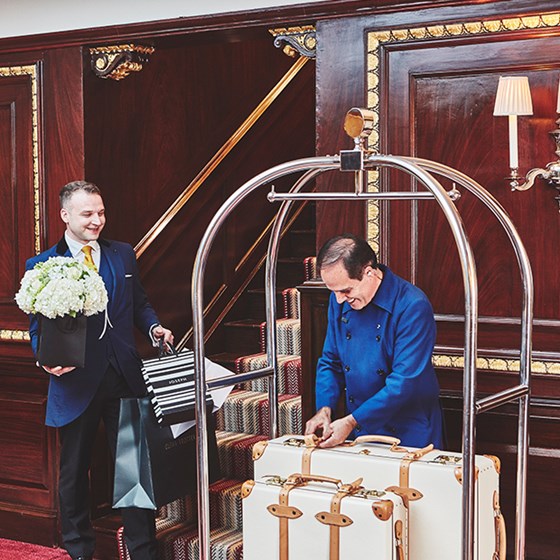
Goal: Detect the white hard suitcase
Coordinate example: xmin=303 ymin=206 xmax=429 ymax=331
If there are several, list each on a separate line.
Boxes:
xmin=252 ymin=435 xmax=506 ymax=560
xmin=242 ymin=473 xmax=407 ymax=560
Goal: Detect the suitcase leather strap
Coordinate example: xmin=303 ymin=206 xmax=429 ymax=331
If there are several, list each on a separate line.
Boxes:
xmin=315 ymin=478 xmax=363 ymax=560
xmin=493 ymin=490 xmax=507 ymax=560
xmin=268 ymin=474 xmax=342 ymax=560
xmin=398 ymin=444 xmax=434 ymax=490
xmin=267 ymin=476 xmax=305 ymax=560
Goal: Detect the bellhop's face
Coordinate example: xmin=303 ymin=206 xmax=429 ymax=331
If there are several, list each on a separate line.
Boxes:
xmin=320 ymin=261 xmax=378 ymax=310
xmin=60 ymin=191 xmax=106 ymax=244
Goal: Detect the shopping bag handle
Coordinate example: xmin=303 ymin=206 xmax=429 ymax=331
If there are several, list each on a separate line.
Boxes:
xmin=157 ymin=338 xmax=179 ymax=358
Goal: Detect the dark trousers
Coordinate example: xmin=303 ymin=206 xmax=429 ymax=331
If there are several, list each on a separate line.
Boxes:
xmin=58 ymin=366 xmax=157 ymax=560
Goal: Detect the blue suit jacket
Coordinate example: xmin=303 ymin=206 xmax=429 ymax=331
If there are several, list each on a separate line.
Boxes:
xmin=26 ymin=237 xmax=159 ymax=427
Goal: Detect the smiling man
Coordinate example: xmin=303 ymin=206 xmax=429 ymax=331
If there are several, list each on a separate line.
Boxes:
xmin=304 ymin=233 xmax=443 ymax=449
xmin=25 ymin=181 xmax=173 ymax=560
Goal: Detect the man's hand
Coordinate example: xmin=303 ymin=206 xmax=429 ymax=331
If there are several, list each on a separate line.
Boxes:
xmin=152 ymin=325 xmax=174 ymax=350
xmin=305 ymin=406 xmax=333 ymax=440
xmin=38 ymin=363 xmax=76 ymax=376
xmin=317 ymin=414 xmax=357 ymax=448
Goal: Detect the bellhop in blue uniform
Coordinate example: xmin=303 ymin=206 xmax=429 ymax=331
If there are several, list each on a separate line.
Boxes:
xmin=305 ymin=234 xmax=443 ymax=450
xmin=315 ymin=265 xmax=443 ymax=448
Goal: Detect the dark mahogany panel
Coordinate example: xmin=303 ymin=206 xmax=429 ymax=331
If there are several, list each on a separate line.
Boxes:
xmin=42 ymin=47 xmax=86 ymax=245
xmin=0 ymin=73 xmax=35 ymax=329
xmin=381 ymin=33 xmax=560 ymax=351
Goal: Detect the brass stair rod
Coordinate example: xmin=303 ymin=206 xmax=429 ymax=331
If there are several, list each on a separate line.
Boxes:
xmin=134 ymin=55 xmax=310 ymax=257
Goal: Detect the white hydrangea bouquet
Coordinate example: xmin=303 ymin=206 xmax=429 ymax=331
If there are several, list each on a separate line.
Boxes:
xmin=15 ymin=256 xmax=108 ymax=367
xmin=15 ymin=256 xmax=108 ymax=318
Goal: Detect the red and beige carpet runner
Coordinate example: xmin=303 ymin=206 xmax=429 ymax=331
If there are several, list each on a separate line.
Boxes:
xmin=0 ymin=538 xmax=69 ymax=559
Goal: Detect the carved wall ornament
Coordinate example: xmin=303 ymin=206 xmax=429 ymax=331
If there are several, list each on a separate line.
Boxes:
xmin=89 ymin=44 xmax=155 ymax=80
xmin=269 ymin=26 xmax=316 ymax=58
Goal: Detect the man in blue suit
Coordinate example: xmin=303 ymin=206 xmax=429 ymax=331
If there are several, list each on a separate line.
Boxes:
xmin=26 ymin=181 xmax=173 ymax=560
xmin=305 ymin=234 xmax=443 ymax=449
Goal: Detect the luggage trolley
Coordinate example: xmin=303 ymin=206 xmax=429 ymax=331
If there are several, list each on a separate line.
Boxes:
xmin=191 ymin=108 xmax=533 ymax=560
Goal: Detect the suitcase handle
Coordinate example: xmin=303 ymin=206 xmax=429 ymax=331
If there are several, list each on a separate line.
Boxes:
xmin=287 ymin=473 xmax=343 ymax=488
xmin=351 ymin=435 xmax=404 ymax=451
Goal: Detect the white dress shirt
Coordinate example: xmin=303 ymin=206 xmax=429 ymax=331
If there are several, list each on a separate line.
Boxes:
xmin=65 ymin=232 xmax=101 ymax=271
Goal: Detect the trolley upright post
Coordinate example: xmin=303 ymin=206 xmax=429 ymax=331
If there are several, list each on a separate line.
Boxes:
xmin=190 ymin=109 xmax=533 ymax=560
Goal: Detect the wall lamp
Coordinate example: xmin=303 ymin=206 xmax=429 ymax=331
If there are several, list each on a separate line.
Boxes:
xmin=494 ymin=75 xmax=560 ymax=210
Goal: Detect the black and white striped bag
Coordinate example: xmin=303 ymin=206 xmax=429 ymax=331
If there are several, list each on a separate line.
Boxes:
xmin=141 ymin=346 xmax=214 ymax=426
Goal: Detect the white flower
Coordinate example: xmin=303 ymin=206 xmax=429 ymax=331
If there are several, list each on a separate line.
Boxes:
xmin=15 ymin=256 xmax=108 ymax=318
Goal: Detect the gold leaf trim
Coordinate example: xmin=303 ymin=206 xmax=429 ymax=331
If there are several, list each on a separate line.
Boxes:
xmin=433 ymin=354 xmax=560 ymax=375
xmin=0 ymin=64 xmax=41 ymax=254
xmin=0 ymin=329 xmax=30 ymax=341
xmin=366 ymin=12 xmax=560 ymax=249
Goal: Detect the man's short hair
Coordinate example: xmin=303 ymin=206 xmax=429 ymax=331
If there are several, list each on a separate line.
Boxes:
xmin=59 ymin=181 xmax=101 ymax=209
xmin=317 ymin=233 xmax=378 ymax=280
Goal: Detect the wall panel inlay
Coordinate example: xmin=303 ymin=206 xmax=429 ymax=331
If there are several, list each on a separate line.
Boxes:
xmin=0 ymin=64 xmax=40 ymax=341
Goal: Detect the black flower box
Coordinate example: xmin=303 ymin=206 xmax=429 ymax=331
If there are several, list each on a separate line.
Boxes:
xmin=37 ymin=314 xmax=87 ymax=368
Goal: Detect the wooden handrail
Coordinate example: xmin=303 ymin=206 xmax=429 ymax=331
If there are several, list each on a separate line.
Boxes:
xmin=134 ymin=55 xmax=309 ymax=258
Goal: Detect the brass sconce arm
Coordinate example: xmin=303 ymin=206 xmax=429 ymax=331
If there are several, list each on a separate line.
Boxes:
xmin=509 ymin=121 xmax=560 ymax=210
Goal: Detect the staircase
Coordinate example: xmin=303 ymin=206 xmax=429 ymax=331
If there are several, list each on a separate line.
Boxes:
xmin=117 ymin=203 xmax=317 ymax=559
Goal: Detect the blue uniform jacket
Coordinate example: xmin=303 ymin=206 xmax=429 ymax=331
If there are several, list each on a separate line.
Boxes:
xmin=315 ymin=265 xmax=443 ymax=448
xmin=26 ymin=237 xmax=159 ymax=427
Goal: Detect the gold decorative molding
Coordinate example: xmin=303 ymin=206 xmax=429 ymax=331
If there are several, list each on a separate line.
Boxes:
xmin=366 ymin=13 xmax=560 ymax=250
xmin=0 ymin=330 xmax=30 ymax=342
xmin=433 ymin=354 xmax=560 ymax=375
xmin=89 ymin=44 xmax=155 ymax=81
xmin=0 ymin=64 xmax=40 ymax=255
xmin=269 ymin=25 xmax=316 ymax=58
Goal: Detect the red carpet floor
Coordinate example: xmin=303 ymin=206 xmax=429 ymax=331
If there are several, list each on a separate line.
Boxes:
xmin=0 ymin=538 xmax=69 ymax=559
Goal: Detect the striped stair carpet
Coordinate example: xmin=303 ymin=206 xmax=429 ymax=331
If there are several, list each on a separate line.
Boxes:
xmin=118 ymin=258 xmax=316 ymax=560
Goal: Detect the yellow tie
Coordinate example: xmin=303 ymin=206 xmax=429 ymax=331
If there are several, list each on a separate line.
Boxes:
xmin=81 ymin=245 xmax=98 ymax=272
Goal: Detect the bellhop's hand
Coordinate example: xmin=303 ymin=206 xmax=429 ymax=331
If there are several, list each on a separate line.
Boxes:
xmin=317 ymin=414 xmax=358 ymax=448
xmin=305 ymin=406 xmax=333 ymax=440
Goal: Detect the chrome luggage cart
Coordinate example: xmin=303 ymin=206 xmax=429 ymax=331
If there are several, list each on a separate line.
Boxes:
xmin=190 ymin=108 xmax=533 ymax=560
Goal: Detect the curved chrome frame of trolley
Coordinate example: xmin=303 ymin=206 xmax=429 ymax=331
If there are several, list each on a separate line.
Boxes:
xmin=191 ymin=113 xmax=533 ymax=560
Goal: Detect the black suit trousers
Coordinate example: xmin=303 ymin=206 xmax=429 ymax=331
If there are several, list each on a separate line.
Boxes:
xmin=58 ymin=366 xmax=157 ymax=560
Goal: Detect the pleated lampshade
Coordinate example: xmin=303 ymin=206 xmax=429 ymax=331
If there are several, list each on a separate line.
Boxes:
xmin=493 ymin=76 xmax=533 ymax=116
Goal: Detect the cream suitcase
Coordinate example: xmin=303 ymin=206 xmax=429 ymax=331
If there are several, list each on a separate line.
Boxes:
xmin=252 ymin=435 xmax=505 ymax=560
xmin=242 ymin=473 xmax=407 ymax=560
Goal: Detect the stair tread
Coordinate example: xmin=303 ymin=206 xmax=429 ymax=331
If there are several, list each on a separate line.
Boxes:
xmin=222 ymin=318 xmax=264 ymax=328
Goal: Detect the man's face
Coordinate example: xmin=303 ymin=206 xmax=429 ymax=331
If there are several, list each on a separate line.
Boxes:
xmin=320 ymin=261 xmax=378 ymax=310
xmin=60 ymin=191 xmax=106 ymax=244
